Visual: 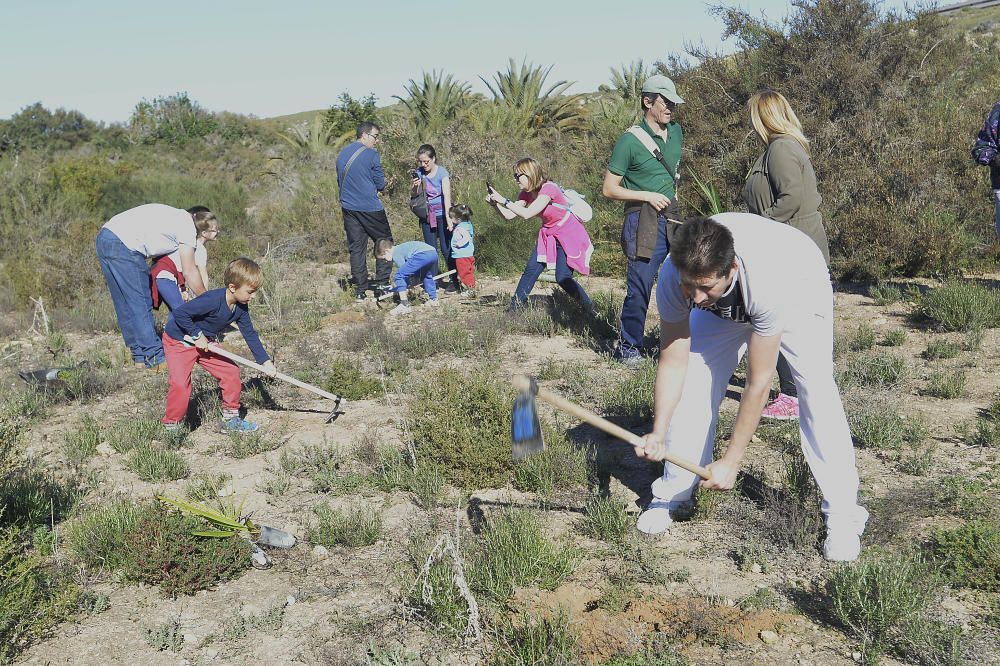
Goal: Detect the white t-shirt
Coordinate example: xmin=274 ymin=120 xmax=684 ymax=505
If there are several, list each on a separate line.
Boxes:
xmin=102 ymin=203 xmax=197 ymax=258
xmin=154 ymin=242 xmax=207 ymax=283
xmin=656 ymin=212 xmax=831 ymax=337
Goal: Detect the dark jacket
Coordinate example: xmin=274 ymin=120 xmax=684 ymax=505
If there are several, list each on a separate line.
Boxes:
xmin=165 ymin=288 xmax=269 ymax=363
xmin=972 ymin=101 xmax=1000 ymax=190
xmin=743 ymin=135 xmax=830 ymax=264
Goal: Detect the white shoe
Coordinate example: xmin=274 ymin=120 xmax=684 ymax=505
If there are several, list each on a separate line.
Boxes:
xmin=823 ymin=509 xmax=868 ymax=562
xmin=636 ymin=501 xmax=674 ymax=535
xmin=823 ymin=532 xmax=861 ymax=562
xmin=424 ymin=298 xmax=440 ymax=308
xmin=389 ymin=303 xmax=411 ymax=316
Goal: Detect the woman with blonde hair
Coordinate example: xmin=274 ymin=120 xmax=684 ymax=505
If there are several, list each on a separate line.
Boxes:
xmin=487 ymin=157 xmax=594 ymax=314
xmin=743 ymin=90 xmax=828 ymax=421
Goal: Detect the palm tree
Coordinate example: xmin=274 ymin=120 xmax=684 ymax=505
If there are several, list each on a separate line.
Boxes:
xmin=477 ymin=59 xmax=587 ymax=135
xmin=608 ymin=60 xmax=650 ymax=101
xmin=394 ymin=70 xmax=472 ymax=139
xmin=276 ymin=114 xmax=337 ymax=153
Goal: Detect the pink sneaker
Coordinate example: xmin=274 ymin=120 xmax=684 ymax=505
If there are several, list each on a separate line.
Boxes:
xmin=762 ymin=393 xmax=799 ymax=420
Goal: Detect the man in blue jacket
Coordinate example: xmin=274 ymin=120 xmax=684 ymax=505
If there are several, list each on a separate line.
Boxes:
xmin=336 ymin=121 xmax=394 ymax=301
xmin=972 ymin=101 xmax=1000 ymax=242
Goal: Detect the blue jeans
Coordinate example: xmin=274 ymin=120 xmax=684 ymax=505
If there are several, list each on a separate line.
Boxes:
xmin=993 ymin=189 xmax=1000 ymax=242
xmin=155 ymin=278 xmax=185 ymax=311
xmin=394 ymin=249 xmax=439 ymax=300
xmin=619 ymin=211 xmax=670 ymax=352
xmin=96 ymin=228 xmax=164 ymax=366
xmin=420 ymin=215 xmax=460 ymax=288
xmin=512 ymin=242 xmax=593 ymax=310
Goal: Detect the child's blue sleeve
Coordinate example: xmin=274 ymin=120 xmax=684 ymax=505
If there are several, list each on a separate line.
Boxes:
xmin=234 ymin=306 xmax=271 ymax=364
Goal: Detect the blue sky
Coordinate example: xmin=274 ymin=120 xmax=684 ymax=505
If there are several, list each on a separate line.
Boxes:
xmin=0 ymin=0 xmax=917 ymax=123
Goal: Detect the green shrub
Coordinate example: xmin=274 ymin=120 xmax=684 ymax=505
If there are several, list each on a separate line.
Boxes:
xmin=490 ymin=610 xmax=578 ymax=666
xmin=307 ymin=504 xmax=382 ymax=548
xmin=408 ymin=365 xmax=514 ymax=489
xmin=602 ymin=360 xmax=657 ymax=423
xmin=407 ymin=558 xmax=470 ymax=636
xmin=222 ymin=429 xmax=283 ymax=459
xmin=898 ymin=440 xmax=936 ymax=477
xmin=848 ymin=323 xmax=877 ymax=351
xmin=930 ymin=520 xmax=1000 ymax=591
xmin=932 ymin=476 xmax=990 ymax=518
xmin=962 ymin=412 xmax=1000 ymax=448
xmin=826 ymin=552 xmax=937 ymax=664
xmin=839 ymin=351 xmax=908 ymax=389
xmin=67 ymin=500 xmax=249 ymax=596
xmin=880 ymin=329 xmax=907 ymax=347
xmin=0 ymin=464 xmax=79 ymax=530
xmin=512 ymin=429 xmax=590 ymax=495
xmin=923 ymin=368 xmax=967 ymax=399
xmin=409 ymin=462 xmax=447 ymax=509
xmin=869 ymin=283 xmax=903 ymax=306
xmin=323 ymin=357 xmax=383 ymax=401
xmin=924 ymin=338 xmax=962 ymax=360
xmin=761 ymin=453 xmax=823 ymax=550
xmin=471 ymin=509 xmax=577 ymax=603
xmin=914 ymin=281 xmax=1000 ymax=332
xmin=62 ymin=415 xmax=101 ymax=467
xmin=0 ymin=529 xmax=82 ymax=663
xmin=579 ymin=495 xmax=633 ymax=545
xmin=104 ymin=417 xmax=169 ymax=454
xmin=127 ymin=445 xmax=190 ymax=481
xmin=144 ymin=617 xmax=184 ymax=652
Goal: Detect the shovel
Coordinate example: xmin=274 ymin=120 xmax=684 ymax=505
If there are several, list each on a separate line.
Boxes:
xmin=511 ymin=375 xmax=710 ymax=480
xmin=186 ymin=337 xmax=346 ymax=423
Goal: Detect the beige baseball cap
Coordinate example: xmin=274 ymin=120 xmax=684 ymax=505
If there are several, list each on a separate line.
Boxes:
xmin=641 ymin=75 xmax=684 ymax=104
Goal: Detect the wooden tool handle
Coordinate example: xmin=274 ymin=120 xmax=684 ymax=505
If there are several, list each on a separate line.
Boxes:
xmin=196 ymin=340 xmax=342 ymax=403
xmin=514 ymin=375 xmax=711 ymax=480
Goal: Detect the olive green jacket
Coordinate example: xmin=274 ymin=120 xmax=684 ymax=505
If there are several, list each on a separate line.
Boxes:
xmin=743 ymin=135 xmax=830 ymax=264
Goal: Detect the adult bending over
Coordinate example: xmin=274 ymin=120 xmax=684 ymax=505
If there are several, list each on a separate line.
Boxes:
xmin=411 ymin=144 xmax=460 ymax=291
xmin=151 ymin=210 xmax=220 ymax=310
xmin=487 ymin=158 xmax=594 ymax=314
xmin=637 ymin=214 xmax=867 ymax=562
xmin=96 ymin=204 xmax=210 ymax=369
xmin=743 ymin=90 xmax=829 ymax=421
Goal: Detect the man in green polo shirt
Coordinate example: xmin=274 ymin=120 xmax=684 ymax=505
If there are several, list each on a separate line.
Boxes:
xmin=602 ymin=75 xmax=684 ymax=367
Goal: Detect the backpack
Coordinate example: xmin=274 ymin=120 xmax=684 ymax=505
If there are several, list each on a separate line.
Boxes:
xmin=550 ymin=184 xmax=593 ymax=223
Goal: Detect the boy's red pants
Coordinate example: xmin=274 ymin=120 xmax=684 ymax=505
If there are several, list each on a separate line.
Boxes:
xmin=162 ymin=333 xmax=242 ymax=424
xmin=455 ymin=256 xmax=476 ymax=288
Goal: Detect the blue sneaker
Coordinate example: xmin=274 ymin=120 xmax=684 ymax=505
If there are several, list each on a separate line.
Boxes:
xmin=613 ymin=345 xmax=644 ymax=369
xmin=220 ymin=416 xmax=259 ymax=434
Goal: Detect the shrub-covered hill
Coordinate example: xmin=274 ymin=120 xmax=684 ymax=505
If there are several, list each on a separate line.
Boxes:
xmin=2 ymin=0 xmax=1000 ymax=314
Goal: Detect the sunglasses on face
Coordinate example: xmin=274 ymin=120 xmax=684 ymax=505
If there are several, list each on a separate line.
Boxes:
xmin=513 ymin=172 xmax=525 ymax=180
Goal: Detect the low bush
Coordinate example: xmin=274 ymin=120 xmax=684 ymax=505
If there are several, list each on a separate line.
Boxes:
xmin=923 ymin=368 xmax=967 ymax=399
xmin=930 ymin=520 xmax=1000 ymax=592
xmin=869 ymin=283 xmax=903 ymax=306
xmin=323 ymin=357 xmax=383 ymax=401
xmin=407 ymin=558 xmax=470 ymax=636
xmin=914 ymin=281 xmax=1000 ymax=332
xmin=127 ymin=445 xmax=190 ymax=481
xmin=847 ymin=393 xmax=926 ymax=451
xmin=0 ymin=464 xmax=79 ymax=530
xmin=848 ymin=323 xmax=877 ymax=351
xmin=839 ymin=351 xmax=908 ymax=389
xmin=66 ymin=500 xmax=250 ymax=596
xmin=512 ymin=428 xmax=590 ymax=496
xmin=602 ymin=360 xmax=657 ymax=424
xmin=62 ymin=415 xmax=102 ymax=467
xmin=471 ymin=509 xmax=577 ymax=603
xmin=761 ymin=453 xmax=823 ymax=551
xmin=924 ymin=339 xmax=962 ymax=360
xmin=307 ymin=503 xmax=383 ymax=548
xmin=579 ymin=495 xmax=633 ymax=545
xmin=0 ymin=528 xmax=82 ymax=663
xmin=880 ymin=329 xmax=907 ymax=347
xmin=826 ymin=551 xmax=938 ymax=664
xmin=408 ymin=364 xmax=514 ymax=489
xmin=222 ymin=429 xmax=283 ymax=459
xmin=144 ymin=617 xmax=184 ymax=652
xmin=489 ymin=610 xmax=578 ymax=666
xmin=104 ymin=417 xmax=170 ymax=454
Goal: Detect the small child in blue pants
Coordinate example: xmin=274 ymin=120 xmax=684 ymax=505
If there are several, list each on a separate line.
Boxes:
xmin=375 ymin=238 xmax=440 ymax=316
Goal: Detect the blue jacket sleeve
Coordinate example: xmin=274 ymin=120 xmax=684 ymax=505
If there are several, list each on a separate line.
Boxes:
xmin=234 ymin=306 xmax=270 ymax=364
xmin=170 ymin=291 xmax=219 ymax=340
xmin=372 ymin=154 xmax=386 ymax=192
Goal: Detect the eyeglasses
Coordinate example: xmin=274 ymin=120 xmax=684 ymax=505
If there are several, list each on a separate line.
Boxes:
xmin=513 ymin=172 xmax=525 ymax=180
xmin=366 ymin=132 xmax=381 ymax=141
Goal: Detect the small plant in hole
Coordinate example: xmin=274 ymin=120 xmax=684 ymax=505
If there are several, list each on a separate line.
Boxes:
xmin=579 ymin=494 xmax=633 ymax=545
xmin=923 ymin=367 xmax=967 ymax=399
xmin=880 ymin=329 xmax=907 ymax=347
xmin=307 ymin=503 xmax=383 ymax=548
xmin=848 ymin=323 xmax=877 ymax=351
xmin=145 ymin=617 xmax=184 ymax=652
